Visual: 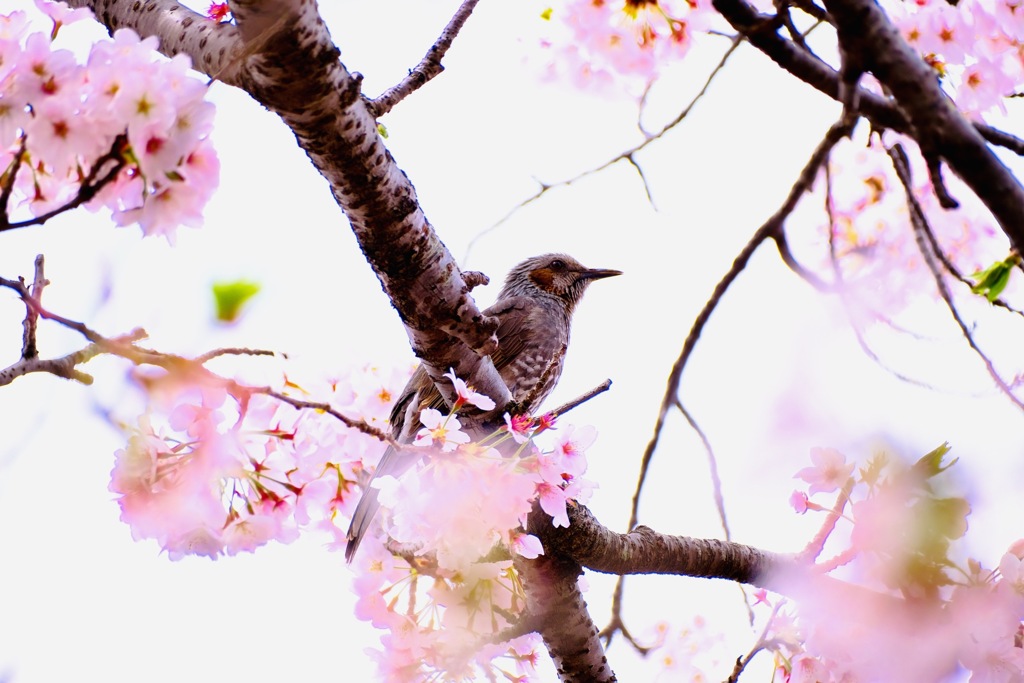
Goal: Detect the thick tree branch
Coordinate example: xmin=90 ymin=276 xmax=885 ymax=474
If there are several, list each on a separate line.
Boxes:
xmin=515 ymin=548 xmax=617 ymax=682
xmin=821 ymin=0 xmax=1024 ymax=252
xmin=711 ymin=0 xmax=1024 ymax=157
xmin=68 ymin=0 xmax=511 ymax=411
xmin=540 ymin=504 xmax=784 ymax=584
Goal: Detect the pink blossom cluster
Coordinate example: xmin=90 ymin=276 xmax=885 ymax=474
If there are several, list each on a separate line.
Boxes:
xmin=354 ymin=541 xmax=543 ymax=681
xmin=885 ymin=0 xmax=1024 ymax=119
xmin=767 ymin=444 xmax=1024 ymax=682
xmin=806 ymin=134 xmax=1003 ymax=321
xmin=372 ymin=415 xmax=596 ymax=569
xmin=534 ymin=0 xmax=718 ymax=91
xmin=111 ymin=362 xmax=599 ymax=679
xmin=1 ymin=1 xmax=218 ymax=241
xmin=110 ymin=363 xmax=410 ymax=559
xmin=643 ymin=617 xmax=730 ymax=679
xmin=347 ymin=370 xmax=599 ymax=681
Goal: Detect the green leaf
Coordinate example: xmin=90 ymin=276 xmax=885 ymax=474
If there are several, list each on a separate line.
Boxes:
xmin=909 ymin=442 xmax=956 ymax=481
xmin=969 ymin=254 xmax=1021 ymax=302
xmin=540 ymin=7 xmax=553 ymax=20
xmin=212 ymin=280 xmax=261 ymax=323
xmin=377 ymin=122 xmax=389 ymax=139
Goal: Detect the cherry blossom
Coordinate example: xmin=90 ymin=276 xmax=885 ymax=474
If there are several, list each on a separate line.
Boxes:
xmin=1 ymin=3 xmax=218 ymax=240
xmin=503 ymin=411 xmax=534 ymax=443
xmin=444 ymin=367 xmax=497 ymax=411
xmin=794 ymin=447 xmax=854 ymax=495
xmin=413 ymin=407 xmax=471 ymax=451
xmin=533 ymin=0 xmax=717 ymax=92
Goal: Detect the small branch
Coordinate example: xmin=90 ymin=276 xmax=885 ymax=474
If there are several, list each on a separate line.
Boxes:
xmin=1 ymin=135 xmax=128 ymax=233
xmin=923 ymin=150 xmax=959 ymax=209
xmin=888 ymin=144 xmax=1024 ymax=411
xmin=600 ymin=118 xmax=855 ymax=645
xmin=774 ymin=228 xmax=833 ymax=291
xmin=902 ymin=190 xmax=1024 ymax=319
xmin=631 ymin=116 xmax=852 ymax=539
xmin=797 ymin=480 xmax=853 ymax=563
xmin=675 ymin=398 xmax=731 ymax=542
xmin=21 ymin=255 xmax=48 ymax=360
xmin=824 ymin=153 xmax=940 ymax=389
xmin=463 ymin=35 xmax=742 ymax=262
xmin=461 ymin=270 xmax=490 ymax=290
xmin=0 ymin=136 xmax=28 ymax=222
xmin=727 ymin=602 xmax=786 ymax=683
xmin=625 ymin=154 xmax=656 ymax=210
xmin=255 ymin=388 xmax=400 ymax=446
xmin=790 ymin=0 xmax=833 ymax=24
xmin=976 ymin=124 xmax=1024 ymax=155
xmin=544 ymin=379 xmax=612 ymax=420
xmin=677 ymin=396 xmax=759 ymax=627
xmin=369 ymin=0 xmax=481 ymax=117
xmin=0 ymin=274 xmax=104 ymax=343
xmin=194 ymin=347 xmax=280 ymax=363
xmin=0 ymin=343 xmax=104 ymax=386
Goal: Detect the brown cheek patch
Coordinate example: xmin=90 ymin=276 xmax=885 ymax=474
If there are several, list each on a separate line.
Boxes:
xmin=529 ymin=267 xmax=554 ymax=291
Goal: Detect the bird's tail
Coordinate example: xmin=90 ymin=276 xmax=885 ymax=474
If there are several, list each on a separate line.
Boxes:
xmin=345 ymin=443 xmax=411 ymax=563
xmin=344 ymin=484 xmax=381 ymax=563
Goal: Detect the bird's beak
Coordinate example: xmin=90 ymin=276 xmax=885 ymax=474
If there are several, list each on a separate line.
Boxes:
xmin=578 ymin=267 xmax=623 ymax=281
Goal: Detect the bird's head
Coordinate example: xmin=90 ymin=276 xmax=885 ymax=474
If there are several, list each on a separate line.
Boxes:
xmin=500 ymin=253 xmax=622 ymax=311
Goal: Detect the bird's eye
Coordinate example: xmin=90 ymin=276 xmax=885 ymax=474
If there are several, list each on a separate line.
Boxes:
xmin=549 ymin=259 xmax=566 ymax=271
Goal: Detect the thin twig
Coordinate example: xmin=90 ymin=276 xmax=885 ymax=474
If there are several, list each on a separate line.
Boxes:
xmin=601 ymin=118 xmax=856 ymax=646
xmin=1 ymin=135 xmax=128 ymax=233
xmin=21 ymin=255 xmax=47 ymax=360
xmin=727 ymin=601 xmax=786 ymax=683
xmin=631 ymin=117 xmax=853 ymax=538
xmin=545 ymin=379 xmax=612 ymax=420
xmin=0 ymin=275 xmax=105 ymax=343
xmin=0 ymin=343 xmax=104 ymax=386
xmin=675 ymin=397 xmax=731 ymax=542
xmin=888 ymin=143 xmax=1024 ymax=411
xmin=194 ymin=347 xmax=280 ymax=363
xmin=625 ymin=154 xmax=656 ymax=210
xmin=906 ymin=194 xmax=1024 ymax=319
xmin=463 ymin=35 xmax=743 ymax=263
xmin=677 ymin=396 xmax=757 ymax=627
xmin=369 ymin=0 xmax=481 ymax=117
xmin=0 ymin=136 xmax=28 ymax=223
xmin=824 ymin=150 xmax=939 ymax=389
xmin=797 ymin=479 xmax=853 ymax=562
xmin=774 ymin=228 xmax=833 ymax=291
xmin=256 ymin=388 xmax=399 ymax=446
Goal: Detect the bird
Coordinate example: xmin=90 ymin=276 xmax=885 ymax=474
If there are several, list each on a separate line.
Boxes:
xmin=344 ymin=253 xmax=621 ymax=562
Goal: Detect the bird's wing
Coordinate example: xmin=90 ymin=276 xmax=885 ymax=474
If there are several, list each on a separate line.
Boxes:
xmin=346 ymin=296 xmax=535 ymax=562
xmin=484 ymin=296 xmax=534 ymax=375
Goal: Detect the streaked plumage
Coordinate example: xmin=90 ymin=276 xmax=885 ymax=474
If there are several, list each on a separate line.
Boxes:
xmin=344 ymin=253 xmax=621 ymax=562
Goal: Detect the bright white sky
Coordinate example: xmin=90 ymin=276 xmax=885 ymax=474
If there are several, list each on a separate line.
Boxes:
xmin=2 ymin=1 xmax=1023 ymax=681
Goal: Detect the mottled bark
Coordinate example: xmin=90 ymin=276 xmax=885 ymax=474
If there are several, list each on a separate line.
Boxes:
xmin=66 ymin=0 xmax=511 ymax=409
xmin=533 ymin=504 xmax=787 ymax=586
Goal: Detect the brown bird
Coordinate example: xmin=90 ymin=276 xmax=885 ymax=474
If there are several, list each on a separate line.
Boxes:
xmin=344 ymin=253 xmax=621 ymax=562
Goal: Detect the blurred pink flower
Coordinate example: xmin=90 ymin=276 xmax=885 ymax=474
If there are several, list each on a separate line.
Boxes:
xmin=414 ymin=408 xmax=471 ymax=451
xmin=795 ymin=447 xmax=853 ymax=495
